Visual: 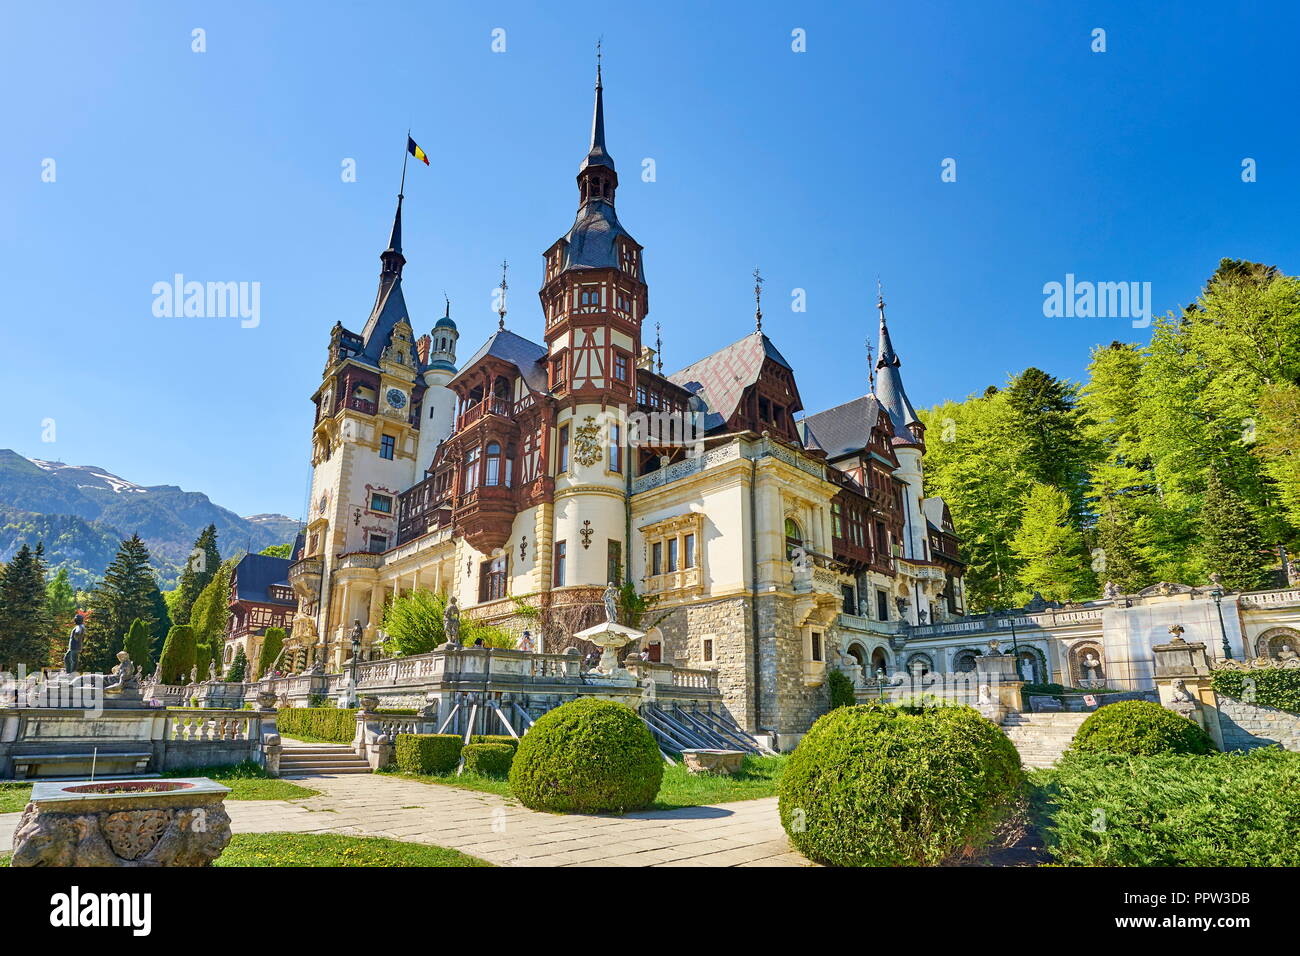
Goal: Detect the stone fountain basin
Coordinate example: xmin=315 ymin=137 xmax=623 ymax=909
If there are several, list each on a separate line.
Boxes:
xmin=12 ymin=778 xmax=233 ymax=867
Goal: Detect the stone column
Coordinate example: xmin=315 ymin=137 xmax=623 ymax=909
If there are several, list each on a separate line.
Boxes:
xmin=1152 ymin=629 xmax=1224 ymax=750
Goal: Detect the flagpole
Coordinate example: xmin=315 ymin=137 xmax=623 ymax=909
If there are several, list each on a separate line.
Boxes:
xmin=400 ymin=128 xmax=410 ymax=199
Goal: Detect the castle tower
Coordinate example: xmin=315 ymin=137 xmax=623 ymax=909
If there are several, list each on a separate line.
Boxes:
xmin=415 ymin=298 xmax=459 ymax=470
xmin=538 ymin=60 xmax=645 ymax=589
xmin=299 ymin=195 xmax=428 ymax=664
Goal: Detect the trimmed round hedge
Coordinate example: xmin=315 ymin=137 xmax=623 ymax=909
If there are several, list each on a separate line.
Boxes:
xmin=508 ymin=698 xmax=663 ymax=813
xmin=778 ymin=704 xmax=1025 ymax=866
xmin=1069 ymin=700 xmax=1213 ymax=756
xmin=395 ymin=733 xmax=463 ymax=774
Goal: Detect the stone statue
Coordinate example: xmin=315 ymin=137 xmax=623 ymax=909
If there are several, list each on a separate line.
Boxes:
xmin=1082 ymin=653 xmax=1103 ymax=680
xmin=1103 ymin=580 xmax=1120 ymax=599
xmin=63 ymin=613 xmax=85 ymax=674
xmin=602 ymin=583 xmax=620 ymax=625
xmin=1170 ymin=678 xmax=1196 ymax=703
xmin=349 ymin=619 xmax=364 ymax=650
xmin=1277 ymin=644 xmax=1299 ymax=662
xmin=105 ymin=651 xmax=139 ymax=695
xmin=443 ymin=595 xmax=461 ymax=647
xmin=189 ymin=665 xmax=199 ymax=685
xmin=987 ymin=639 xmax=1001 ymax=654
xmin=207 ymin=660 xmax=218 ymax=683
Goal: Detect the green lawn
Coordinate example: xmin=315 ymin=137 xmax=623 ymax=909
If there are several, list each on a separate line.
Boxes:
xmin=0 ymin=833 xmax=489 ymax=868
xmin=0 ymin=762 xmax=317 ymax=811
xmin=213 ymin=832 xmax=491 ymax=867
xmin=383 ymin=754 xmax=788 ymax=812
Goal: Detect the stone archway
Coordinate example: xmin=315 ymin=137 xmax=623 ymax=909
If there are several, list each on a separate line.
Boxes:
xmin=905 ymin=652 xmax=934 ymax=677
xmin=845 ymin=642 xmax=868 ymax=668
xmin=1016 ymin=646 xmax=1046 ymax=683
xmin=1254 ymin=626 xmax=1300 ymax=661
xmin=870 ymin=646 xmax=889 ymax=676
xmin=952 ymin=648 xmax=982 ymax=673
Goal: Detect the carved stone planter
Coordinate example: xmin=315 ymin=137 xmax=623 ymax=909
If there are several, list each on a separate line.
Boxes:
xmin=680 ymin=749 xmax=746 ymax=775
xmin=10 ymin=778 xmax=232 ymax=867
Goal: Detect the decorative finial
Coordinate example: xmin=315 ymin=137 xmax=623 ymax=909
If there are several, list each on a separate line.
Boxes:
xmin=655 ymin=321 xmax=663 ymax=375
xmin=877 ymin=276 xmax=885 ymax=315
xmin=753 ymin=266 xmax=764 ymax=332
xmin=596 ymin=36 xmax=602 ymax=88
xmin=866 ymin=338 xmax=875 ymax=390
xmin=497 ymin=260 xmax=508 ymax=330
xmin=443 ymin=291 xmax=450 ymax=319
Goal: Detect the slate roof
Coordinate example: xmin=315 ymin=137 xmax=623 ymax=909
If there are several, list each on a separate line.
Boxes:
xmin=874 ymin=306 xmax=922 ymax=446
xmin=580 ymin=70 xmax=614 ymax=173
xmin=449 ymin=328 xmax=549 ymax=394
xmin=558 ymin=199 xmax=643 ymax=277
xmin=231 ymin=553 xmax=295 ymax=607
xmin=668 ymin=331 xmax=794 ymax=430
xmin=799 ymin=394 xmax=884 ymax=460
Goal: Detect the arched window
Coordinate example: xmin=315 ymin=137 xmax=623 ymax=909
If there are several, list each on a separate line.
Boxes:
xmin=784 ymin=517 xmax=803 ymax=561
xmin=485 ymin=442 xmax=501 ymax=486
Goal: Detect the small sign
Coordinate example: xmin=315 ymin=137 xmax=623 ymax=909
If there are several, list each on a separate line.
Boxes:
xmin=1083 ymin=694 xmax=1098 ymax=707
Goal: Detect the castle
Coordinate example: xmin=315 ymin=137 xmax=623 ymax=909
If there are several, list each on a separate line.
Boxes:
xmin=278 ymin=68 xmax=969 ymax=740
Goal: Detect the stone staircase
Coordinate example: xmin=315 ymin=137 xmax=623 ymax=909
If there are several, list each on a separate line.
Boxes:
xmin=1000 ymin=712 xmax=1089 ymax=769
xmin=278 ymin=744 xmax=371 ymax=777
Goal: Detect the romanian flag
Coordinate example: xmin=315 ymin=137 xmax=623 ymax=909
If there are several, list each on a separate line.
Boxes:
xmin=407 ymin=136 xmax=430 ymax=166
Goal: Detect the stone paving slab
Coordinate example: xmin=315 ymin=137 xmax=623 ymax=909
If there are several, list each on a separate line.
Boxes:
xmin=0 ymin=772 xmax=812 ymax=867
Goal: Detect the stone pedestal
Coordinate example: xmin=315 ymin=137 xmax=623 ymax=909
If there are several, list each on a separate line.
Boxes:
xmin=974 ymin=653 xmax=1025 ymax=723
xmin=1152 ymin=638 xmax=1224 ymax=749
xmin=680 ymin=749 xmax=746 ymax=774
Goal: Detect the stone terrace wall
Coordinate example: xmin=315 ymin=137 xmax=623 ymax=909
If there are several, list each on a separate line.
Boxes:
xmin=655 ymin=596 xmax=755 ymax=730
xmin=1216 ymin=696 xmax=1300 ymax=752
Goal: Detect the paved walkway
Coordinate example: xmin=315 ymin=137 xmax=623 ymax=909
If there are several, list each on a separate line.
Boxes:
xmin=1 ymin=773 xmax=811 ymax=867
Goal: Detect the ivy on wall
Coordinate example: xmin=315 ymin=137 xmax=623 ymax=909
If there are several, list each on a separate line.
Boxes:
xmin=1213 ymin=668 xmax=1300 ymax=714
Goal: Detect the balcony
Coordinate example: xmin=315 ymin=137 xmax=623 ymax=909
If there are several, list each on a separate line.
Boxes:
xmin=336 ymin=551 xmax=385 ymax=572
xmin=456 ymin=398 xmax=512 ymax=432
xmin=287 ymin=556 xmax=323 ymax=601
xmin=644 ymin=566 xmax=703 ymax=598
xmin=453 ymin=484 xmax=517 ymax=553
xmin=397 ymin=474 xmax=452 ymax=545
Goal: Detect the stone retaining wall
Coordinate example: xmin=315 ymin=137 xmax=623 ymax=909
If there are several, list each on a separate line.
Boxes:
xmin=1216 ymin=696 xmax=1300 ymax=752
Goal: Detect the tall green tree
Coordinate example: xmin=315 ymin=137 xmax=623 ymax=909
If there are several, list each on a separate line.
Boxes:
xmin=189 ymin=560 xmax=233 ymax=679
xmin=1009 ymin=483 xmax=1095 ymax=603
xmin=1201 ymin=465 xmax=1269 ymax=591
xmin=123 ymin=618 xmax=153 ymax=672
xmin=83 ymin=534 xmax=165 ymax=673
xmin=256 ymin=626 xmax=285 ymax=679
xmin=225 ymin=646 xmax=248 ymax=683
xmin=157 ymin=624 xmax=196 ymax=684
xmin=0 ymin=543 xmax=52 ymax=671
xmin=1005 ymin=367 xmax=1093 ymax=519
xmin=172 ymin=524 xmax=220 ymax=625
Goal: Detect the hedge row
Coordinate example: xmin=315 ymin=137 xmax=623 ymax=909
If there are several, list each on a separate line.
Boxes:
xmin=462 ymin=743 xmax=516 ymax=776
xmin=1212 ymin=667 xmax=1300 ymax=714
xmin=1036 ymin=749 xmax=1300 ymax=866
xmin=277 ymin=707 xmax=358 ymax=743
xmin=395 ymin=734 xmax=463 ymax=774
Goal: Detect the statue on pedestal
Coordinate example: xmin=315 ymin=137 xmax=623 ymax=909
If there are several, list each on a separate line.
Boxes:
xmin=603 ymin=583 xmax=620 ymax=625
xmin=105 ymin=651 xmax=139 ymax=695
xmin=63 ymin=613 xmax=85 ymax=674
xmin=443 ymin=595 xmax=462 ymax=648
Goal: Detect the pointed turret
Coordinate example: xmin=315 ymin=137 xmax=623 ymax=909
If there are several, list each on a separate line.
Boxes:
xmin=873 ymin=287 xmax=924 ymax=448
xmin=580 ymin=53 xmax=614 ymax=173
xmin=361 ymin=194 xmax=414 ymax=364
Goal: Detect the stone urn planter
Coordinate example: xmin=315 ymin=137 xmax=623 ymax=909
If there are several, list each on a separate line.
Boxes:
xmin=10 ymin=778 xmax=232 ymax=867
xmin=680 ymin=749 xmax=747 ymax=775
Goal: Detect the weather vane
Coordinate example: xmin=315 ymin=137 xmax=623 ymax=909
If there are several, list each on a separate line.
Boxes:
xmin=753 ymin=266 xmax=764 ymax=332
xmin=497 ymin=260 xmax=508 ymax=330
xmin=655 ymin=321 xmax=663 ymax=374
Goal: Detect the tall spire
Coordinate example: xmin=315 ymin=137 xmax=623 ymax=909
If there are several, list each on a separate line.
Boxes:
xmin=872 ymin=280 xmax=923 ymax=446
xmin=379 ymin=193 xmax=405 ymax=283
xmin=875 ymin=279 xmax=898 ymax=369
xmin=580 ymin=40 xmax=614 ymax=174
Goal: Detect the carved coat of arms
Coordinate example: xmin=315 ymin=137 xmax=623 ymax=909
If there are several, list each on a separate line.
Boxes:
xmin=573 ymin=416 xmax=603 ymax=468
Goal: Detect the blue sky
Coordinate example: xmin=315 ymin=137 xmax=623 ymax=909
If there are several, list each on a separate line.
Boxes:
xmin=3 ymin=1 xmax=1298 ymax=519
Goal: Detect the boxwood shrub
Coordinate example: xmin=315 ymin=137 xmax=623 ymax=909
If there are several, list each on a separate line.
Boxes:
xmin=508 ymin=698 xmax=663 ymax=813
xmin=276 ymin=707 xmax=358 ymax=743
xmin=470 ymin=734 xmax=519 ymax=750
xmin=1069 ymin=700 xmax=1213 ymax=756
xmin=778 ymin=704 xmax=1025 ymax=866
xmin=394 ymin=733 xmax=463 ymax=774
xmin=1212 ymin=667 xmax=1300 ymax=714
xmin=462 ymin=742 xmax=516 ymax=777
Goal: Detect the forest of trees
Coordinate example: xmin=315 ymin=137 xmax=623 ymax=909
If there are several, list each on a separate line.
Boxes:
xmin=920 ymin=259 xmax=1300 ymax=611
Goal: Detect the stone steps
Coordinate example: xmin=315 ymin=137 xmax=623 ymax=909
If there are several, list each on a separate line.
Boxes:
xmin=1000 ymin=713 xmax=1089 ymax=769
xmin=278 ymin=745 xmax=371 ymax=776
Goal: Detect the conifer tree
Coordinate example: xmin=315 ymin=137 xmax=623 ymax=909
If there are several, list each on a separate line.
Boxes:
xmin=1201 ymin=465 xmax=1269 ymax=591
xmin=189 ymin=560 xmax=233 ymax=678
xmin=1092 ymin=498 xmax=1152 ymax=593
xmin=256 ymin=627 xmax=285 ymax=680
xmin=225 ymin=647 xmax=248 ymax=683
xmin=0 ymin=544 xmax=52 ymax=672
xmin=83 ymin=535 xmax=164 ymax=673
xmin=157 ymin=624 xmax=196 ymax=684
xmin=123 ymin=618 xmax=153 ymax=672
xmin=173 ymin=524 xmax=220 ymax=625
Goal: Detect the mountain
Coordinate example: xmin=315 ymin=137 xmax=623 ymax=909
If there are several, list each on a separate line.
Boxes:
xmin=0 ymin=450 xmax=300 ymax=587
